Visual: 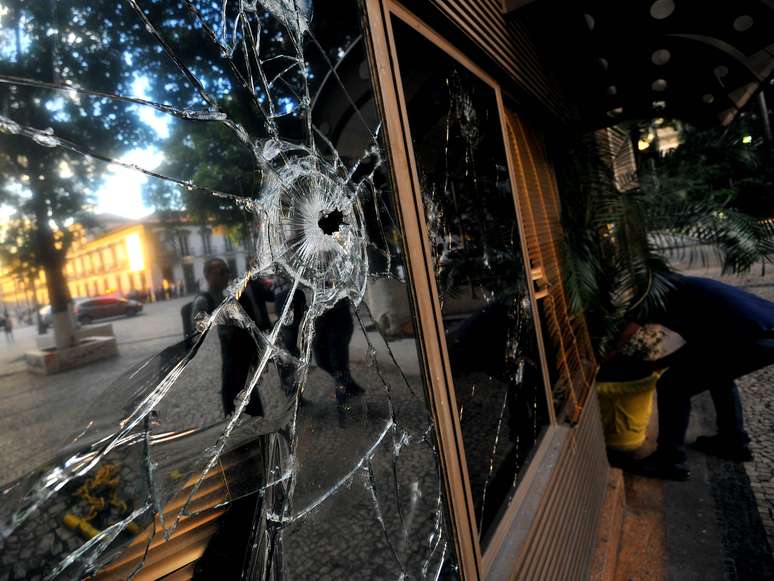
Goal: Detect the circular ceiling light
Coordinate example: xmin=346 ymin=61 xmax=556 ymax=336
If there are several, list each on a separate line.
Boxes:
xmin=650 ymin=0 xmax=675 ymax=19
xmin=599 ymin=57 xmax=609 ymax=70
xmin=607 ymin=85 xmax=618 ymax=96
xmin=651 ymin=49 xmax=671 ymax=65
xmin=651 ymin=79 xmax=668 ymax=91
xmin=733 ymin=15 xmax=754 ymax=32
xmin=702 ymin=94 xmax=715 ymax=104
xmin=584 ymin=14 xmax=595 ymax=30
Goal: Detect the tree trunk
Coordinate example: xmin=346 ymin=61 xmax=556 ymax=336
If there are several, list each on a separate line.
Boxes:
xmin=44 ymin=260 xmax=74 ymax=350
xmin=27 ymin=274 xmax=46 ymax=335
xmin=32 ymin=179 xmax=75 ymax=350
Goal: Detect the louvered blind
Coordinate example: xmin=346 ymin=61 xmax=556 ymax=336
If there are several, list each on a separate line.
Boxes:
xmin=429 ymin=0 xmax=569 ymax=120
xmin=92 ymin=440 xmax=262 ymax=580
xmin=505 ymin=113 xmax=597 ymax=422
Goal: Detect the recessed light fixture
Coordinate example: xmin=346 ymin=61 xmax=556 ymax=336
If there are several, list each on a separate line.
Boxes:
xmin=733 ymin=15 xmax=754 ymax=32
xmin=650 ymin=0 xmax=675 ymax=20
xmin=651 ymin=49 xmax=671 ymax=65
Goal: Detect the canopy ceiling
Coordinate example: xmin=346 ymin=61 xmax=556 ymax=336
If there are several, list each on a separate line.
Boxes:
xmin=513 ymin=0 xmax=774 ymax=128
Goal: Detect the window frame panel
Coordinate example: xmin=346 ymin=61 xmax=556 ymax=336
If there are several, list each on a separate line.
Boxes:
xmin=363 ymin=1 xmax=565 ymax=577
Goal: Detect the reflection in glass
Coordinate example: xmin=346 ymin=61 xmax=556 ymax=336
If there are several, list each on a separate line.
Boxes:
xmin=0 ymin=2 xmax=457 ymax=579
xmin=391 ymin=18 xmax=550 ymax=544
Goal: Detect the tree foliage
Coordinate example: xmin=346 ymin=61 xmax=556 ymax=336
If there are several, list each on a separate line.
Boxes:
xmin=558 ymin=115 xmax=774 ymax=356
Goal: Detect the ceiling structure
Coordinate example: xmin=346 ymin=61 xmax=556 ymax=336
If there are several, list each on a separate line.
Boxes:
xmin=511 ymin=0 xmax=774 ymax=128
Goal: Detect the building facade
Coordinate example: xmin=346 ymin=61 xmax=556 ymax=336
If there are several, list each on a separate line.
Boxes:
xmin=0 ymin=2 xmax=618 ymax=580
xmin=0 ymin=217 xmax=253 ymax=309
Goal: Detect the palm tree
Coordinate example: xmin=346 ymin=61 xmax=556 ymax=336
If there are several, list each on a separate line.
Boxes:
xmin=557 ymin=121 xmax=774 ymax=357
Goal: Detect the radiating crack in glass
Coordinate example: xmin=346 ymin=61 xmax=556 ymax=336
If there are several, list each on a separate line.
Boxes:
xmin=0 ymin=1 xmax=456 ymax=578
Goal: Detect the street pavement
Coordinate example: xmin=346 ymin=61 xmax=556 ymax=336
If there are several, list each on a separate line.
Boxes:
xmin=675 ymin=260 xmax=774 ymax=564
xmin=0 ymin=296 xmax=422 ymax=487
xmin=0 ymin=293 xmax=442 ymax=580
xmin=0 ymin=297 xmax=192 ymax=486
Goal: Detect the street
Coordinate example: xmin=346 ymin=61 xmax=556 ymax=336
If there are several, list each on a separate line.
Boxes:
xmin=0 ymin=295 xmax=421 ymax=487
xmin=0 ymin=293 xmax=436 ymax=580
xmin=0 ymin=297 xmax=192 ymax=486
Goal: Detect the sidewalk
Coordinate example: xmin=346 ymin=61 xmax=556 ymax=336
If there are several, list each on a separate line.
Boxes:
xmin=603 ymin=262 xmax=774 ymax=580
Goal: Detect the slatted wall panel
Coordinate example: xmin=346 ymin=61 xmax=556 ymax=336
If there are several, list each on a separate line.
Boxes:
xmin=428 ymin=0 xmax=568 ymax=119
xmin=505 ymin=113 xmax=597 ymax=422
xmin=93 ymin=441 xmax=262 ymax=580
xmin=513 ymin=396 xmax=609 ymax=580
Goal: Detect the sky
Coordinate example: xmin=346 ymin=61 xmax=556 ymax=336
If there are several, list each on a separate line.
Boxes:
xmin=0 ymin=75 xmax=173 ymax=224
xmin=93 ymin=147 xmax=163 ymax=220
xmin=92 ymin=76 xmax=170 ymax=220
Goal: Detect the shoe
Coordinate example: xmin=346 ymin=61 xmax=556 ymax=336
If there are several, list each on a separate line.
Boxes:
xmin=691 ymin=435 xmax=753 ymax=462
xmin=624 ymin=452 xmax=691 ymax=481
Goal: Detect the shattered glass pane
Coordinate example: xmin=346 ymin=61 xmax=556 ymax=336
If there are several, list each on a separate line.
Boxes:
xmin=391 ymin=18 xmax=550 ymax=545
xmin=0 ymin=1 xmax=458 ymax=578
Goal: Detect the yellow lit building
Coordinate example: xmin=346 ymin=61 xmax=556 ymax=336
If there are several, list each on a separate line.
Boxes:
xmin=0 ymin=223 xmax=155 ymax=308
xmin=1 ymin=214 xmax=253 ymax=310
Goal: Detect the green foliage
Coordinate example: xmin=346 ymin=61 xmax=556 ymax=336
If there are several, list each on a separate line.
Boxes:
xmin=557 ymin=132 xmax=673 ymax=356
xmin=558 ymin=117 xmax=774 ymax=356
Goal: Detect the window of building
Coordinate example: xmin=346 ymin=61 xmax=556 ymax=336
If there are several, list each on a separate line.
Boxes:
xmin=178 ymin=232 xmax=190 ymax=256
xmin=224 ymin=235 xmax=233 ymax=252
xmin=115 ymin=242 xmax=126 ymax=265
xmin=92 ymin=252 xmax=102 ymax=273
xmin=200 ymin=229 xmax=212 ymax=255
xmin=103 ymin=247 xmax=115 ymax=269
xmin=390 ymin=17 xmax=550 ymax=544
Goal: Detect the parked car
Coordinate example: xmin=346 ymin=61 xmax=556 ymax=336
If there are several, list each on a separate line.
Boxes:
xmin=75 ymin=297 xmax=143 ymax=324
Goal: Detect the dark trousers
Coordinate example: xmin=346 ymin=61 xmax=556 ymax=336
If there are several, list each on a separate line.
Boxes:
xmin=312 ymin=299 xmax=354 ymax=385
xmin=656 ymin=336 xmax=774 ymax=462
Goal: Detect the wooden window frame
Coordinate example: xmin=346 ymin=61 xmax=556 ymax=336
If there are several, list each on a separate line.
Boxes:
xmin=362 ymin=1 xmax=570 ymax=577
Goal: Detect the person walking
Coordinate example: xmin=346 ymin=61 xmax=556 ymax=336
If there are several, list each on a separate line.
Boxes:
xmin=628 ymin=273 xmax=774 ymax=480
xmin=4 ymin=312 xmax=13 ymax=343
xmin=189 ymin=258 xmax=270 ymax=417
xmin=313 ymin=297 xmax=364 ymax=401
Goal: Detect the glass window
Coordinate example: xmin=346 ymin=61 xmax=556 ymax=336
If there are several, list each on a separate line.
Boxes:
xmin=0 ymin=2 xmax=458 ymax=579
xmin=200 ymin=228 xmax=212 ymax=255
xmin=178 ymin=232 xmax=190 ymax=256
xmin=115 ymin=243 xmax=126 ymax=264
xmin=391 ymin=17 xmax=550 ymax=544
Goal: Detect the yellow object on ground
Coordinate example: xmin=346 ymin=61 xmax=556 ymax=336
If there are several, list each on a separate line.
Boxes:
xmin=597 ymin=371 xmax=662 ymax=452
xmin=63 ymin=512 xmax=101 ymax=539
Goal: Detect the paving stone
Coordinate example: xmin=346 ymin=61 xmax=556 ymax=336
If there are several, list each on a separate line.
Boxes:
xmin=687 ymin=267 xmax=774 ymax=559
xmin=38 ymin=533 xmax=54 ymax=553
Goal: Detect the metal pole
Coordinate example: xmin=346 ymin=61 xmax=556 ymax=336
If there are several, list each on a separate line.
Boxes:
xmin=758 ymin=89 xmax=773 ymax=146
